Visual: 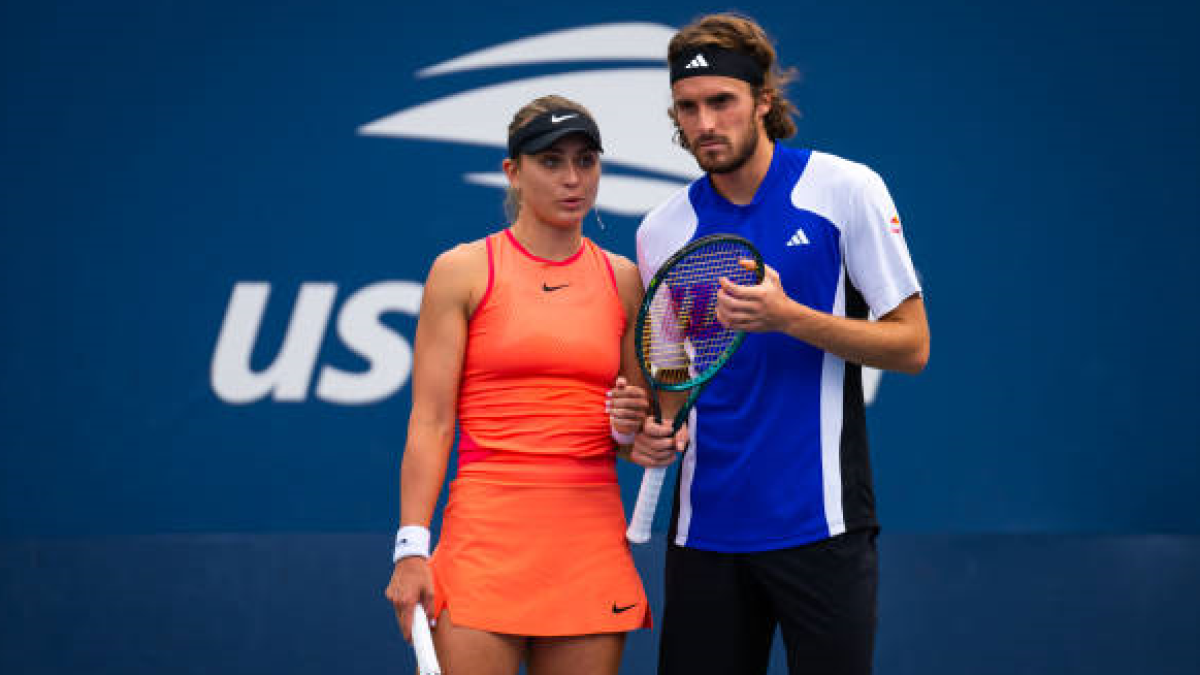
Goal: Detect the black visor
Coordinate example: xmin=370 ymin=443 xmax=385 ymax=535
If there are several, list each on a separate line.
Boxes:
xmin=507 ymin=108 xmax=603 ymax=158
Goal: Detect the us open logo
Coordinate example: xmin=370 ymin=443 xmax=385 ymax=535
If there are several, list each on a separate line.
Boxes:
xmin=211 ymin=23 xmax=696 ymax=406
xmin=209 ymin=23 xmax=883 ymax=405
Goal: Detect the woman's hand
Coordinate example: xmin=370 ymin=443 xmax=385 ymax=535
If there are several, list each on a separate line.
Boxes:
xmin=607 ymin=377 xmax=649 ymax=437
xmin=384 ymin=556 xmax=435 ymax=642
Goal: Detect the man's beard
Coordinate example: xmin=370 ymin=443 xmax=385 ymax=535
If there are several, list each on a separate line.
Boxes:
xmin=690 ymin=119 xmax=760 ymax=174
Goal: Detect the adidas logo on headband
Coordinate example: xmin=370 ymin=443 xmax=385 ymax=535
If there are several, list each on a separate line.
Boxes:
xmin=669 ymin=46 xmax=764 ymax=85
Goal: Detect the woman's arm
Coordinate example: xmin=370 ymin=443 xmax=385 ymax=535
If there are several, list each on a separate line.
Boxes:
xmin=386 ymin=241 xmax=485 ymax=639
xmin=605 ymin=253 xmax=655 ymax=460
xmin=398 ymin=246 xmax=480 ymax=527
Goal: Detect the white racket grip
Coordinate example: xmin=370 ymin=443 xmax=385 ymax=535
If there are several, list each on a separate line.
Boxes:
xmin=626 ymin=466 xmax=668 ymax=544
xmin=411 ymin=604 xmax=441 ymax=675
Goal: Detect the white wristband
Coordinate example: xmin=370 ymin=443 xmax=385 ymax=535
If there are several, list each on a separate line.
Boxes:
xmin=612 ymin=427 xmax=636 ymax=445
xmin=393 ymin=525 xmax=431 ymax=563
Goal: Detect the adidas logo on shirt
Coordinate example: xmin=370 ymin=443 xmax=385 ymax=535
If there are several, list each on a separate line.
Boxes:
xmin=684 ymin=54 xmax=710 ymax=69
xmin=786 ymin=227 xmax=810 ymax=246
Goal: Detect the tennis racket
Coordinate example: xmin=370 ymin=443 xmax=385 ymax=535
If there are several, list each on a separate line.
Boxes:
xmin=411 ymin=604 xmax=441 ymax=675
xmin=625 ymin=233 xmax=764 ymax=544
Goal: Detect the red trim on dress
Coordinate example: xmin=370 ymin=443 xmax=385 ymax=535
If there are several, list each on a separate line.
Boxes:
xmin=456 ymin=431 xmax=490 ymax=469
xmin=596 ymin=244 xmax=627 ymax=329
xmin=598 ymin=244 xmax=619 ymax=294
xmin=469 ymin=234 xmax=496 ymax=321
xmin=504 ymin=228 xmax=585 ymax=266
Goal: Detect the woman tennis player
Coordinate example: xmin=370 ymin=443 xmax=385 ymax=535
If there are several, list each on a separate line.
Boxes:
xmin=384 ymin=95 xmax=651 ymax=675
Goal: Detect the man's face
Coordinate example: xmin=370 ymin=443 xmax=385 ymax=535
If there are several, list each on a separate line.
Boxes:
xmin=671 ymin=76 xmax=769 ymax=174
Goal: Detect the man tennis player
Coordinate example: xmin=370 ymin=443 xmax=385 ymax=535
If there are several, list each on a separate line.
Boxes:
xmin=629 ymin=13 xmax=930 ymax=675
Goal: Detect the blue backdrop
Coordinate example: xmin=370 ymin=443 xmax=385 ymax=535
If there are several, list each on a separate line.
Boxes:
xmin=2 ymin=1 xmax=1198 ymax=673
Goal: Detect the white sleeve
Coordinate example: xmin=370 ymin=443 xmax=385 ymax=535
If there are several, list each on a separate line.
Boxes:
xmin=636 ymin=186 xmax=697 ymax=289
xmin=636 ymin=190 xmax=700 ymax=374
xmin=635 ymin=224 xmax=656 ymax=289
xmin=842 ymin=169 xmax=922 ymax=317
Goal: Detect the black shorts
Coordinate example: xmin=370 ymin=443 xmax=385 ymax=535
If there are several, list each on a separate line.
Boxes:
xmin=658 ymin=529 xmax=879 ymax=675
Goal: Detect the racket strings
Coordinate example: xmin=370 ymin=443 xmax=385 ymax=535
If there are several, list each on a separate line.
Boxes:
xmin=641 ymin=241 xmax=759 ymax=385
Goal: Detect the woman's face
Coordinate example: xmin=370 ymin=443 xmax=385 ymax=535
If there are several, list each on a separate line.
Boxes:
xmin=509 ymin=134 xmax=600 ymax=227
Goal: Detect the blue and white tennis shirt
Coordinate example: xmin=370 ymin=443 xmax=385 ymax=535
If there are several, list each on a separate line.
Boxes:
xmin=636 ymin=145 xmax=922 ymax=552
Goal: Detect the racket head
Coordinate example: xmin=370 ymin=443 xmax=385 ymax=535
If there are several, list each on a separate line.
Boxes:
xmin=634 ymin=233 xmax=765 ymax=393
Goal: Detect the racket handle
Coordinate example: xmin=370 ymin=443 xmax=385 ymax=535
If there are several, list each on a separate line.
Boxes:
xmin=411 ymin=604 xmax=441 ymax=675
xmin=626 ymin=466 xmax=668 ymax=544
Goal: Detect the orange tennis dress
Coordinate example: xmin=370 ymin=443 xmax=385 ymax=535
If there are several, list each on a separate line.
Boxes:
xmin=428 ymin=229 xmax=651 ymax=636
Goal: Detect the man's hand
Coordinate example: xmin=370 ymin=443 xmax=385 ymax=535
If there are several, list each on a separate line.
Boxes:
xmin=628 ymin=416 xmax=689 ymax=468
xmin=716 ymin=263 xmax=794 ymax=333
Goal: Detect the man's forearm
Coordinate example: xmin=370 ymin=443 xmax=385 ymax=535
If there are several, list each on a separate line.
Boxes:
xmin=778 ymin=295 xmax=929 ymax=374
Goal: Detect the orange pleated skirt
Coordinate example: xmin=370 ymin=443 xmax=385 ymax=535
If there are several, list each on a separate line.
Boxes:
xmin=428 ymin=456 xmax=651 ymax=636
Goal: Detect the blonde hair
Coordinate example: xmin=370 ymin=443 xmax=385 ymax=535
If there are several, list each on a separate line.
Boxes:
xmin=667 ymin=13 xmax=799 ymax=149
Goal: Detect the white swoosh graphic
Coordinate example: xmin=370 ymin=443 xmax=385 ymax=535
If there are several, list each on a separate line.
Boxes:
xmin=463 ymin=172 xmax=686 ymax=217
xmin=359 ymin=68 xmax=699 ymax=181
xmin=417 ymin=23 xmax=674 ymax=77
